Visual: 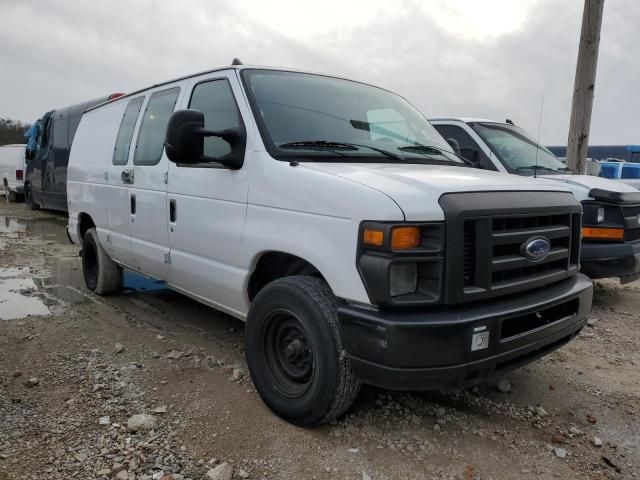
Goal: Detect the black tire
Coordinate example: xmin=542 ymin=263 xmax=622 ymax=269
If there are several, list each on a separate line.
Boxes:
xmin=25 ymin=185 xmax=39 ymax=210
xmin=82 ymin=228 xmax=122 ymax=295
xmin=6 ymin=189 xmax=17 ymax=202
xmin=245 ymin=275 xmax=361 ymax=427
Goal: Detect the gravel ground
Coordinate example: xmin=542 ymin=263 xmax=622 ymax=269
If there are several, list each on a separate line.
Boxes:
xmin=0 ymin=199 xmax=638 ymax=480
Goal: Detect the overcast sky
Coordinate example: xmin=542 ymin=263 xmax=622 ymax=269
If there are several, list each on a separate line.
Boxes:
xmin=0 ymin=0 xmax=637 ymax=145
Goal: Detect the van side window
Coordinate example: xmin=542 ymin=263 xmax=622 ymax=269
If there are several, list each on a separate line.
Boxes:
xmin=189 ymin=80 xmax=242 ymax=159
xmin=113 ymin=97 xmax=144 ymax=165
xmin=134 ymin=87 xmax=180 ymax=166
xmin=52 ymin=112 xmax=69 ymax=151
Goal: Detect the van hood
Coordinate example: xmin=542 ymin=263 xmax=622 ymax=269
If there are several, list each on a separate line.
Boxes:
xmin=536 ymin=173 xmax=638 ymax=202
xmin=303 ymin=163 xmax=572 ymax=221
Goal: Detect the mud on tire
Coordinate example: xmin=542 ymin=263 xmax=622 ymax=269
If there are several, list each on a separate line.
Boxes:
xmin=245 ymin=275 xmax=361 ymax=427
xmin=82 ymin=228 xmax=122 ymax=295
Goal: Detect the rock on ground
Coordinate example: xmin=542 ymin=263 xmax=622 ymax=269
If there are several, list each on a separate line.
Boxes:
xmin=205 ymin=462 xmax=234 ymax=480
xmin=127 ymin=413 xmax=157 ymax=432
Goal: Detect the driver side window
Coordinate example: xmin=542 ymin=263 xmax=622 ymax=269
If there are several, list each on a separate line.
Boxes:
xmin=189 ymin=79 xmax=242 ymax=159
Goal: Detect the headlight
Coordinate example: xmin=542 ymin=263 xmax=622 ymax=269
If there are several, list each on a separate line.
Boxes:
xmin=581 ymin=202 xmax=625 ymax=241
xmin=389 ymin=262 xmax=418 ymax=296
xmin=357 ymin=222 xmax=444 ymax=306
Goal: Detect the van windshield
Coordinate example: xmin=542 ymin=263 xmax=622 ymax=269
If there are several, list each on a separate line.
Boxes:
xmin=242 ymin=69 xmax=462 ymax=164
xmin=472 ymin=122 xmax=572 ymax=174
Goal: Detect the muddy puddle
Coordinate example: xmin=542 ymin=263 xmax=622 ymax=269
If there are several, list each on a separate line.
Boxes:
xmin=0 ymin=269 xmax=51 ymax=320
xmin=0 ymin=214 xmax=69 ymax=244
xmin=0 ymin=214 xmax=169 ymax=320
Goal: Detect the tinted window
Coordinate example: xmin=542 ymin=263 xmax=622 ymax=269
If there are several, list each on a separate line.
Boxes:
xmin=134 ymin=88 xmax=180 ymax=166
xmin=189 ymin=80 xmax=242 ymax=159
xmin=52 ymin=112 xmax=69 ymax=151
xmin=113 ymin=97 xmax=144 ymax=165
xmin=433 ymin=124 xmax=495 ymax=170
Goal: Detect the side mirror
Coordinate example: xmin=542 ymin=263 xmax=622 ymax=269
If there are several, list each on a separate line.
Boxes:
xmin=459 ymin=147 xmax=479 ymax=167
xmin=164 ymin=109 xmax=246 ymax=169
xmin=446 ymin=138 xmax=461 ymax=156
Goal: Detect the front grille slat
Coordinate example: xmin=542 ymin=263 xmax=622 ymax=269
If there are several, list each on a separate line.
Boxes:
xmin=492 ymin=225 xmax=571 ymax=245
xmin=491 ymin=247 xmax=569 ymax=272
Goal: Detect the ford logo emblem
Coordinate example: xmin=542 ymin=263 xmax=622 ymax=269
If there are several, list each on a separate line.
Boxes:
xmin=521 ymin=237 xmax=551 ymax=262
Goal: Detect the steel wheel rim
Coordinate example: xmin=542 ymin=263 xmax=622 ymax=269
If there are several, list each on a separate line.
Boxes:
xmin=263 ymin=309 xmax=314 ymax=398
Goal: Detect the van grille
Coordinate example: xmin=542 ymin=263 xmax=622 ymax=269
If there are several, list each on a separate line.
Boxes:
xmin=622 ymin=204 xmax=640 ymax=243
xmin=439 ymin=191 xmax=582 ymax=305
xmin=461 ymin=212 xmax=581 ymax=300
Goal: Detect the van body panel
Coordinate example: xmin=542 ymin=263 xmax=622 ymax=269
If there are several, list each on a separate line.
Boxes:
xmin=166 ymin=71 xmax=252 ymax=313
xmin=0 ymin=144 xmax=26 ymax=195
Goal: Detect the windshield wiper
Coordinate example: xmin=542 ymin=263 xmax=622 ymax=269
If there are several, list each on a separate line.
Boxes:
xmin=279 ymin=140 xmax=406 ymax=162
xmin=278 ymin=141 xmax=358 ymax=151
xmin=398 ymin=143 xmax=471 ymax=166
xmin=515 ymin=165 xmax=563 ymax=173
xmin=398 ymin=144 xmax=443 ymax=154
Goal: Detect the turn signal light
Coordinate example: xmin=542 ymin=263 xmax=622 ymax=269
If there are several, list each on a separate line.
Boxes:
xmin=391 ymin=226 xmax=421 ymax=250
xmin=363 ymin=228 xmax=384 ymax=246
xmin=582 ymin=227 xmax=624 ymax=240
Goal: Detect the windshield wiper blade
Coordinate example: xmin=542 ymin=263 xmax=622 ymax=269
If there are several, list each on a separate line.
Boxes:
xmin=279 ymin=140 xmax=407 ymax=162
xmin=398 ymin=145 xmax=443 ymax=154
xmin=516 ymin=165 xmax=560 ymax=172
xmin=398 ymin=143 xmax=470 ymax=166
xmin=279 ymin=141 xmax=358 ymax=151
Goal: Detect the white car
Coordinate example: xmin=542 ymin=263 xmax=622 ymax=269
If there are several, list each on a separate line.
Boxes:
xmin=67 ymin=65 xmax=592 ymax=426
xmin=431 ymin=118 xmax=640 ymax=283
xmin=0 ymin=144 xmax=26 ymax=202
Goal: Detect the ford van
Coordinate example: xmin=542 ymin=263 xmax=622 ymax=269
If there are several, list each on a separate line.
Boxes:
xmin=67 ymin=66 xmax=592 ymax=426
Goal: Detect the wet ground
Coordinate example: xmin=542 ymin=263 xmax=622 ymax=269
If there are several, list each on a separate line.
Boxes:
xmin=0 ymin=199 xmax=638 ymax=480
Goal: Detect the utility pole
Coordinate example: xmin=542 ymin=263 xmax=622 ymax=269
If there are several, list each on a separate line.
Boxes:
xmin=566 ymin=0 xmax=604 ymax=174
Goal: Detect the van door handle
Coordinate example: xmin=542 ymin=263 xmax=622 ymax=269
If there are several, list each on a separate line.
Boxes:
xmin=121 ymin=169 xmax=134 ymax=184
xmin=169 ymin=199 xmax=177 ymax=223
xmin=130 ymin=194 xmax=136 ymax=215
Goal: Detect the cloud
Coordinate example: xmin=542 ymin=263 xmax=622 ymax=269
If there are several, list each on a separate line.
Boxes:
xmin=0 ymin=0 xmax=637 ymax=145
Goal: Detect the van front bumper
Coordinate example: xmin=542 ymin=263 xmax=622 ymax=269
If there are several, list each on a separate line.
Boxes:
xmin=580 ymin=241 xmax=640 ymax=281
xmin=338 ymin=274 xmax=592 ymax=390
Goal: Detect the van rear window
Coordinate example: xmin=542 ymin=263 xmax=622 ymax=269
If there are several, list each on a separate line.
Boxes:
xmin=113 ymin=97 xmax=144 ymax=165
xmin=134 ymin=87 xmax=180 ymax=166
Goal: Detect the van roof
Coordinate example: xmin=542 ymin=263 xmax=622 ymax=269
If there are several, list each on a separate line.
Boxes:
xmin=85 ymin=65 xmax=390 ymax=114
xmin=429 ymin=117 xmax=502 ymax=124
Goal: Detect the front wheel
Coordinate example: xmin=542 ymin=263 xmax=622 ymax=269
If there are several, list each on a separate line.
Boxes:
xmin=82 ymin=228 xmax=122 ymax=295
xmin=245 ymin=276 xmax=361 ymax=427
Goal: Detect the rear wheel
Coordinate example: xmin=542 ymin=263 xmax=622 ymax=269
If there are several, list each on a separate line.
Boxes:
xmin=25 ymin=185 xmax=39 ymax=210
xmin=82 ymin=228 xmax=122 ymax=295
xmin=6 ymin=189 xmax=17 ymax=202
xmin=245 ymin=275 xmax=361 ymax=427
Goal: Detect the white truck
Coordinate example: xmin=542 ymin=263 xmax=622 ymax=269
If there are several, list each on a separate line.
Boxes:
xmin=67 ymin=65 xmax=592 ymax=426
xmin=431 ymin=118 xmax=640 ymax=283
xmin=0 ymin=144 xmax=26 ymax=202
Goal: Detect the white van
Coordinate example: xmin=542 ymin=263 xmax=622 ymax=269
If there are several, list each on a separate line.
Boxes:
xmin=68 ymin=65 xmax=592 ymax=426
xmin=0 ymin=144 xmax=26 ymax=202
xmin=431 ymin=118 xmax=640 ymax=283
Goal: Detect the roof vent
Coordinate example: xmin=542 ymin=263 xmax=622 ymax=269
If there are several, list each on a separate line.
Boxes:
xmin=232 ymin=58 xmax=243 ymax=65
